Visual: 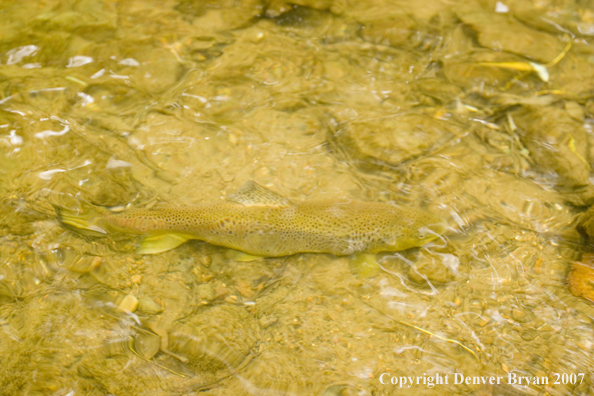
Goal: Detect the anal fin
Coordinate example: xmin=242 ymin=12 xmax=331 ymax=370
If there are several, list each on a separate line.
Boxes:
xmin=137 ymin=233 xmax=190 ymax=255
xmin=225 ymin=249 xmax=263 ymax=262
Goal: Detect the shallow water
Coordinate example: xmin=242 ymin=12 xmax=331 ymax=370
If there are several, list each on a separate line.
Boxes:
xmin=1 ymin=0 xmax=594 ymax=395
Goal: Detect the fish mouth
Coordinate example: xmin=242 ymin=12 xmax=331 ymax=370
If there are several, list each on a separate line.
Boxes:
xmin=418 ymin=220 xmax=448 ymax=244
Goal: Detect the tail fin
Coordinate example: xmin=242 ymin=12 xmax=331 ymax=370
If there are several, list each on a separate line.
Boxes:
xmin=54 ymin=203 xmax=110 ymax=236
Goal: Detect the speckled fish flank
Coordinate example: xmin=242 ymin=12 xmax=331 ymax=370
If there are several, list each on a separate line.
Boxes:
xmin=56 ymin=181 xmax=446 ymax=256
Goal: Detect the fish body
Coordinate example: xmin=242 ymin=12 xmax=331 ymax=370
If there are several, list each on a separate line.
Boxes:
xmin=57 ymin=182 xmax=446 ymax=257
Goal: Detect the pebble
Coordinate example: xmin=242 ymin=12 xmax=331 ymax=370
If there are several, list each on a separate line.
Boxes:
xmin=119 ymin=294 xmax=139 ymax=312
xmin=138 ymin=295 xmax=163 ymax=314
xmin=196 ymin=283 xmax=216 ymax=302
xmin=259 ymin=314 xmax=279 ymax=328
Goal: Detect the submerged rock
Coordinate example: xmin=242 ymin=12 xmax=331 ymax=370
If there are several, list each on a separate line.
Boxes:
xmin=357 ymin=12 xmax=419 ymax=48
xmin=329 ymin=113 xmax=459 ymax=170
xmin=512 ymin=105 xmax=594 ymax=205
xmin=457 ymin=11 xmax=566 ymax=64
xmin=407 ymin=250 xmax=456 ymax=285
xmin=567 ymin=254 xmax=594 ymax=303
xmin=264 ymin=0 xmax=344 ymax=18
xmin=577 ymin=205 xmax=594 ymax=246
xmin=167 ymin=305 xmax=260 ymax=373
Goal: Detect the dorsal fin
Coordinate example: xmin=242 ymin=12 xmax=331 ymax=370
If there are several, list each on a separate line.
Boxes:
xmin=227 ymin=181 xmax=291 ymax=207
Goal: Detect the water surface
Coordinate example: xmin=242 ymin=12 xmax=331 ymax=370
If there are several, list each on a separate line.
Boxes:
xmin=1 ymin=0 xmax=594 ymax=395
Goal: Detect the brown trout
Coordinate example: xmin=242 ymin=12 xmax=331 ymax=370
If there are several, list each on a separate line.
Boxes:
xmin=56 ymin=182 xmax=446 ymax=259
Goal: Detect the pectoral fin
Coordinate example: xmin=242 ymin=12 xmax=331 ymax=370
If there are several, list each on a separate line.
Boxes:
xmin=137 ymin=233 xmax=190 ymax=255
xmin=349 ymin=253 xmax=380 ymax=279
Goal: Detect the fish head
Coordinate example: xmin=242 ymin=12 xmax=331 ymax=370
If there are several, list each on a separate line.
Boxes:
xmin=383 ymin=211 xmax=447 ymax=251
xmin=414 ymin=218 xmax=447 ymax=246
